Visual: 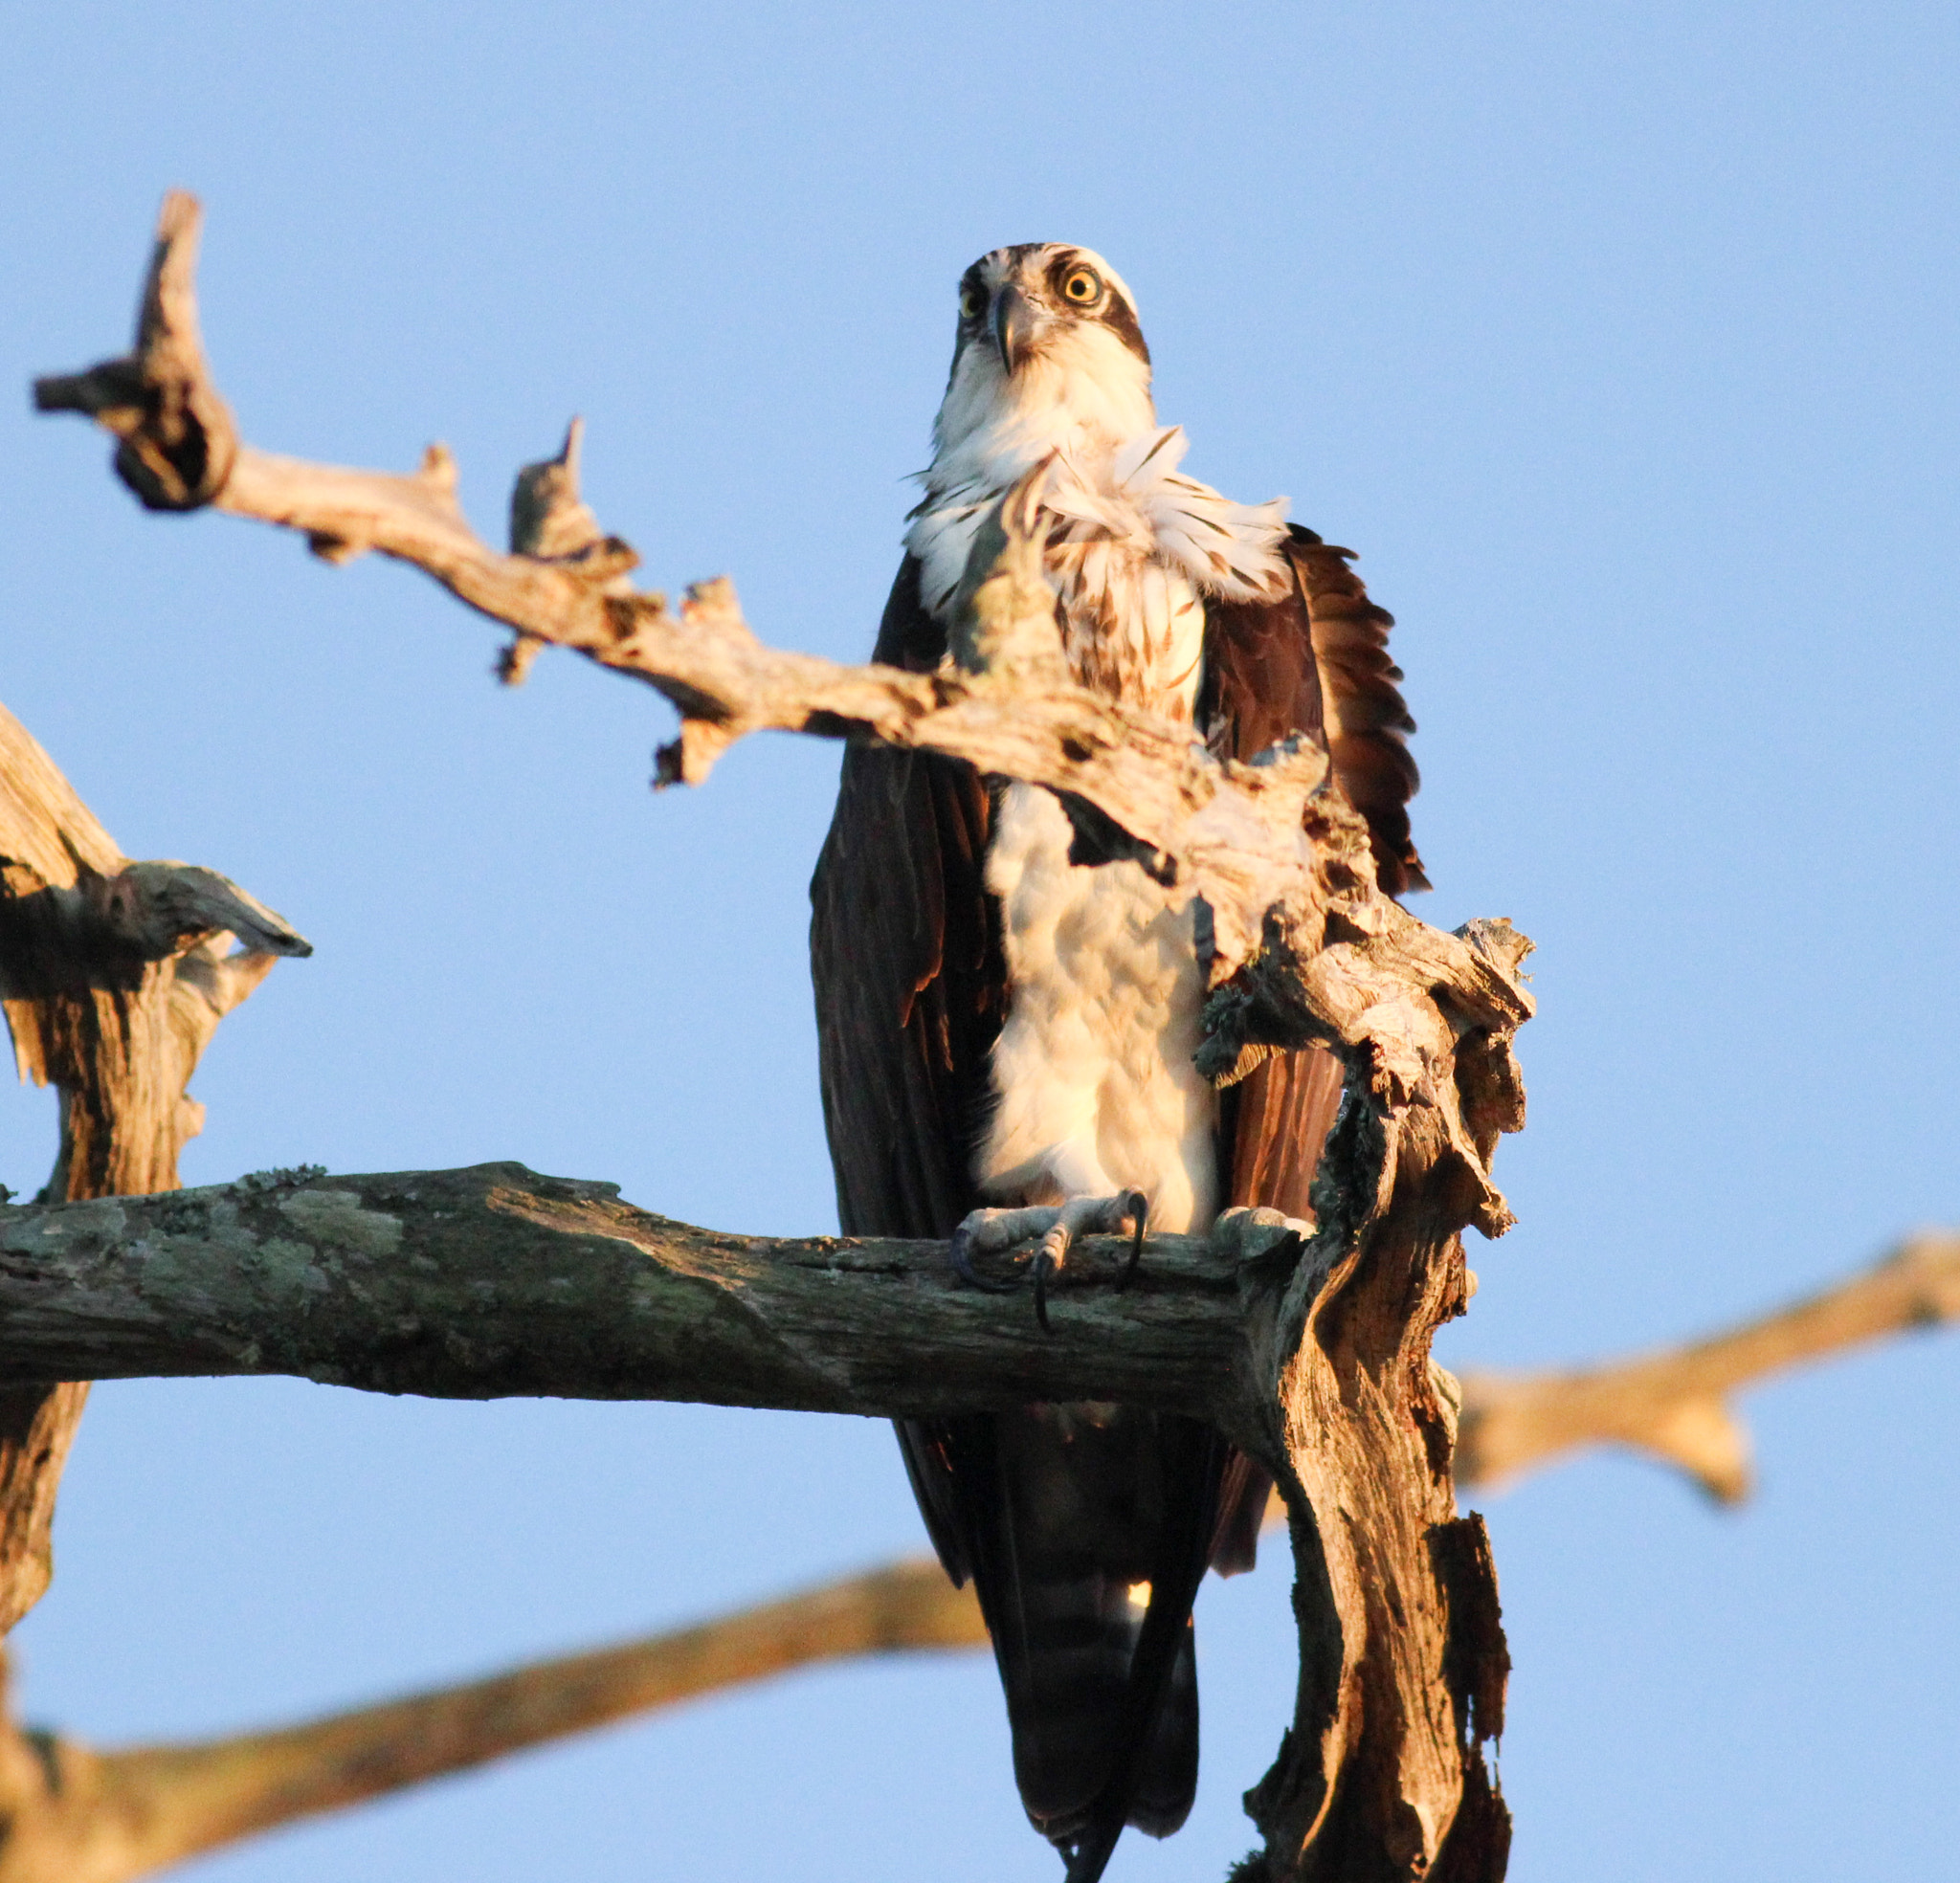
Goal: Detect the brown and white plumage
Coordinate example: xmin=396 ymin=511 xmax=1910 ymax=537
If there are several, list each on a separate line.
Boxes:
xmin=810 ymin=244 xmax=1422 ymax=1879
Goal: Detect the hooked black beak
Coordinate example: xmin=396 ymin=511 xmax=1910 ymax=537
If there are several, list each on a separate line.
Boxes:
xmin=991 ymin=284 xmax=1035 ymax=374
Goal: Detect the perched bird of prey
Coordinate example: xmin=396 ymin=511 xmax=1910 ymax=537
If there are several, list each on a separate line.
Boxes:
xmin=810 ymin=244 xmax=1423 ymax=1880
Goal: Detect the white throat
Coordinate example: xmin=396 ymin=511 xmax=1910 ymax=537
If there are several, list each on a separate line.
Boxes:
xmin=905 ymin=325 xmax=1293 ymax=722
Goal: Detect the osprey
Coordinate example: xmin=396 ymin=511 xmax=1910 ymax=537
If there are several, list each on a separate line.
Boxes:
xmin=810 ymin=244 xmax=1423 ymax=1880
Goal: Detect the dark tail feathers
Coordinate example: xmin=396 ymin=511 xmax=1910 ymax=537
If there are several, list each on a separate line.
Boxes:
xmin=938 ymin=1406 xmax=1229 ymax=1880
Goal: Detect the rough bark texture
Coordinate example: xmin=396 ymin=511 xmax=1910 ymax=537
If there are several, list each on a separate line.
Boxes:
xmin=0 ymin=701 xmax=307 ymax=1631
xmin=1217 ymin=920 xmax=1527 ymax=1882
xmin=30 ymin=190 xmax=1536 ymax=1879
xmin=0 ymin=1163 xmax=1255 ymax=1417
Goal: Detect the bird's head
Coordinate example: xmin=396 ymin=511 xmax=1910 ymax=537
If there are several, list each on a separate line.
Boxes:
xmin=931 ymin=244 xmax=1156 ymax=471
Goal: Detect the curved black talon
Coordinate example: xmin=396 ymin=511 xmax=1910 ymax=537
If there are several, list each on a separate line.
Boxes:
xmin=1033 ymin=1247 xmax=1057 ymax=1333
xmin=1117 ymin=1189 xmax=1148 ymax=1290
xmin=950 ymin=1224 xmax=1022 ymax=1294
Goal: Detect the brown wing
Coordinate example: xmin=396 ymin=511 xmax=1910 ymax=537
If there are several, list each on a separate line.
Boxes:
xmin=1202 ymin=524 xmax=1424 ymax=1570
xmin=809 ymin=555 xmax=1006 ymax=1578
xmin=1291 ymin=530 xmax=1428 ymax=895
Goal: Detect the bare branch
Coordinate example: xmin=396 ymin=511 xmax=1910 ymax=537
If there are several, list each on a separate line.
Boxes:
xmin=0 ymin=1558 xmax=985 ymax=1883
xmin=1458 ymin=1232 xmax=1960 ymax=1500
xmin=0 ymin=1163 xmax=1258 ymax=1426
xmin=33 ymin=192 xmax=1481 ymax=996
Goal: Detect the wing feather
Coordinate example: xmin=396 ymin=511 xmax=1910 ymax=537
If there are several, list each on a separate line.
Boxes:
xmin=1290 ymin=531 xmax=1428 ymax=895
xmin=1200 ymin=523 xmax=1424 ymax=1574
xmin=810 ymin=555 xmax=1006 ymax=1582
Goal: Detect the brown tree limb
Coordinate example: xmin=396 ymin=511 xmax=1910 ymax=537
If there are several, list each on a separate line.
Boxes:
xmin=34 ymin=192 xmax=1422 ymax=988
xmin=0 ymin=701 xmax=307 ymax=1634
xmin=31 ymin=191 xmax=1536 ymax=1879
xmin=0 ymin=1557 xmax=985 ymax=1883
xmin=1456 ymin=1231 xmax=1960 ymax=1501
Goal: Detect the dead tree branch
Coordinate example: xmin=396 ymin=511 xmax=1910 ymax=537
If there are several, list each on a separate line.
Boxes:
xmin=9 ymin=1204 xmax=1949 ymax=1883
xmin=0 ymin=1557 xmax=983 ymax=1883
xmin=0 ymin=1162 xmax=1253 ymax=1419
xmin=37 ymin=192 xmax=1437 ymax=991
xmin=1457 ymin=1231 xmax=1960 ymax=1500
xmin=0 ymin=700 xmax=306 ymax=1634
xmin=29 ymin=190 xmax=1537 ymax=1880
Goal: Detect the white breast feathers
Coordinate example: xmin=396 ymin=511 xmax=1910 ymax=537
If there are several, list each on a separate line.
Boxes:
xmin=908 ymin=388 xmax=1290 ymax=1237
xmin=976 ymin=782 xmax=1219 ymax=1235
xmin=908 ymin=427 xmax=1291 ymax=721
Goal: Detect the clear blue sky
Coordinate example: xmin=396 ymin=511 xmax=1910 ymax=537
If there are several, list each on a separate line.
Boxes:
xmin=3 ymin=4 xmax=1956 ymax=1878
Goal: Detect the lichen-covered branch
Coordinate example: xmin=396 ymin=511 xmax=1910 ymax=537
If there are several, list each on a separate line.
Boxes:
xmin=1457 ymin=1231 xmax=1960 ymax=1500
xmin=0 ymin=700 xmax=307 ymax=1633
xmin=0 ymin=1163 xmax=1257 ymax=1422
xmin=0 ymin=1557 xmax=984 ymax=1883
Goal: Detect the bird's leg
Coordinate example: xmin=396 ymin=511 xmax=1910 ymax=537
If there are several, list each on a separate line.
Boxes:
xmin=948 ymin=1190 xmax=1148 ymax=1331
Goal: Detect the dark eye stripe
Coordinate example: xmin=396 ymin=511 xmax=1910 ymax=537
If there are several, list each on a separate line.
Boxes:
xmin=1094 ymin=291 xmax=1150 ymax=368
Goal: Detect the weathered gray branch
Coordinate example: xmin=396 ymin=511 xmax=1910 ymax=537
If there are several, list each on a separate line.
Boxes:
xmin=0 ymin=1162 xmax=1261 ymax=1426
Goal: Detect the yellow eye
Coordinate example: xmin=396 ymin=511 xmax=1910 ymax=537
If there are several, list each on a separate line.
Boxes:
xmin=960 ymin=285 xmax=985 ymax=321
xmin=1062 ymin=267 xmax=1101 ymax=304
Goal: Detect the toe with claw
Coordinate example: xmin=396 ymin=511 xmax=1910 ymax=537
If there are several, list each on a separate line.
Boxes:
xmin=947 ymin=1191 xmax=1151 ymax=1329
xmin=1210 ymin=1204 xmax=1318 ymax=1270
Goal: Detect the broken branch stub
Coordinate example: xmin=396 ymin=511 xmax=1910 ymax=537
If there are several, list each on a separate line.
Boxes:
xmin=0 ymin=700 xmax=307 ymax=1631
xmin=32 ymin=190 xmax=236 ymax=512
